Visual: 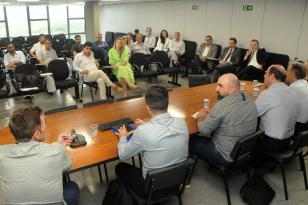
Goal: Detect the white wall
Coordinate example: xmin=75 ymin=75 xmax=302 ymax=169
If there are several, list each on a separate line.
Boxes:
xmin=100 ymin=0 xmax=308 ymax=60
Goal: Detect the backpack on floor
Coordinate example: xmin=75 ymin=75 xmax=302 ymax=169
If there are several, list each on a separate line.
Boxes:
xmin=240 ymin=176 xmax=275 ymax=205
xmin=102 ymin=179 xmax=134 ymax=205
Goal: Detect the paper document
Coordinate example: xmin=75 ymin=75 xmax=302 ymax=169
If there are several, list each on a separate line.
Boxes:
xmin=20 ymin=87 xmax=39 ymax=91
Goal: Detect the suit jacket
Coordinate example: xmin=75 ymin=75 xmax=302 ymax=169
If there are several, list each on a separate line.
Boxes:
xmin=219 ymin=47 xmax=241 ymax=67
xmin=242 ymin=48 xmax=269 ymax=68
xmin=197 ymin=43 xmax=218 ymax=68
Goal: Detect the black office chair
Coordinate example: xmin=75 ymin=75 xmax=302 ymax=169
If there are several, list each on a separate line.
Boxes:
xmin=188 ymin=74 xmax=212 ymax=87
xmin=83 ymin=98 xmax=113 ymax=108
xmin=26 ymin=35 xmax=39 ymax=48
xmin=12 ymin=36 xmax=26 ymax=50
xmin=0 ymin=68 xmax=10 ymax=98
xmin=149 ymin=51 xmax=181 ymax=86
xmin=48 ymin=59 xmax=80 ymax=99
xmin=81 ymin=80 xmax=113 ymax=102
xmin=261 ymin=130 xmax=308 ymax=200
xmin=62 ymin=38 xmax=76 ymax=57
xmin=264 ymin=52 xmax=289 ymax=71
xmin=114 ymin=32 xmax=125 ymax=40
xmin=130 ymin=53 xmax=158 ymax=79
xmin=115 ymin=94 xmax=143 ymax=102
xmin=126 ymin=159 xmax=194 ymax=205
xmin=0 ymin=37 xmax=10 ymax=49
xmin=191 ymin=130 xmax=264 ymax=205
xmin=215 ymin=44 xmax=222 ymax=59
xmin=44 ymin=104 xmax=78 ymax=115
xmin=180 ymin=40 xmax=197 ymax=77
xmin=105 ymin=31 xmax=115 ymax=47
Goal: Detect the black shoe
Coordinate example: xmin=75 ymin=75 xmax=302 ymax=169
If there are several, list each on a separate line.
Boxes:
xmin=47 ymin=92 xmax=54 ymax=95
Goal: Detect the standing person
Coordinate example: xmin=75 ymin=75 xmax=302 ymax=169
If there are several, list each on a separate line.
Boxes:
xmin=0 ymin=106 xmax=79 ymax=205
xmin=29 ymin=34 xmax=46 ymax=58
xmin=108 ymin=37 xmax=137 ymax=97
xmin=154 ymin=30 xmax=171 ymax=53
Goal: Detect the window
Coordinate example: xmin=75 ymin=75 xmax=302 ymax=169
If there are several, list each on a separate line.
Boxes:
xmin=31 ymin=21 xmax=48 ymax=35
xmin=68 ymin=5 xmax=84 ymax=18
xmin=6 ymin=6 xmax=29 ymax=37
xmin=0 ymin=23 xmax=6 ymax=38
xmin=29 ymin=6 xmax=47 ymax=19
xmin=69 ymin=19 xmax=85 ymax=33
xmin=0 ymin=6 xmax=4 ymax=21
xmin=49 ymin=5 xmax=68 ymax=35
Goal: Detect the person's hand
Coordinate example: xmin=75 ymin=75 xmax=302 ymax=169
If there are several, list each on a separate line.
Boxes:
xmin=57 ymin=133 xmax=73 ymax=147
xmin=196 ymin=108 xmax=211 ymax=120
xmin=115 ymin=125 xmax=134 ymax=138
xmin=81 ymin=69 xmax=89 ymax=74
xmin=135 ymin=119 xmax=146 ymax=126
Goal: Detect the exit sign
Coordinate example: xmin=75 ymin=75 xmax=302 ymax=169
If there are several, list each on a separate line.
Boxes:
xmin=192 ymin=5 xmax=199 ymax=11
xmin=243 ymin=5 xmax=253 ymax=11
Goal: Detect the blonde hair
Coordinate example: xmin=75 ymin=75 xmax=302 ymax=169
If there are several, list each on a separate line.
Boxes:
xmin=114 ymin=37 xmax=125 ymax=57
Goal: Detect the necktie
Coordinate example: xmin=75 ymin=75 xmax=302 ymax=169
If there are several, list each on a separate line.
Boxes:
xmin=223 ymin=48 xmax=233 ymax=61
xmin=248 ymin=51 xmax=255 ymax=63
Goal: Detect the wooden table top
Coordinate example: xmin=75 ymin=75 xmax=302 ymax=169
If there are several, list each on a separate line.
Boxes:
xmin=0 ymin=81 xmax=265 ymax=172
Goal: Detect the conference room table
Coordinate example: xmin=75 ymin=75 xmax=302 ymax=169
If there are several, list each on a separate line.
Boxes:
xmin=0 ymin=81 xmax=265 ymax=174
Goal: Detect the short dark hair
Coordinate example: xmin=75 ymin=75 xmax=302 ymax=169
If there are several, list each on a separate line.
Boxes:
xmin=9 ymin=106 xmax=43 ymax=143
xmin=39 ymin=34 xmax=45 ymax=38
xmin=268 ymin=65 xmax=286 ymax=82
xmin=83 ymin=42 xmax=93 ymax=48
xmin=251 ymin=39 xmax=259 ymax=45
xmin=5 ymin=41 xmax=13 ymax=48
xmin=145 ymin=86 xmax=169 ymax=112
xmin=134 ymin=29 xmax=139 ymax=33
xmin=74 ymin=34 xmax=81 ymax=39
xmin=206 ymin=35 xmax=213 ymax=40
xmin=229 ymin=37 xmax=237 ymax=44
xmin=290 ymin=63 xmax=306 ymax=80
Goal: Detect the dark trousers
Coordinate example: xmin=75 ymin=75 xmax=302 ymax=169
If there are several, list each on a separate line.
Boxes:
xmin=212 ymin=64 xmax=237 ymax=83
xmin=238 ymin=65 xmax=264 ymax=81
xmin=294 ymin=122 xmax=308 ymax=136
xmin=115 ymin=162 xmax=146 ymax=197
xmin=63 ymin=181 xmax=80 ymax=205
xmin=194 ymin=55 xmax=209 ymax=73
xmin=189 ymin=135 xmax=231 ymax=166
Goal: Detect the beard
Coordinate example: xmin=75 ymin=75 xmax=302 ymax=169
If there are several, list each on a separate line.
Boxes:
xmin=217 ymin=92 xmax=224 ymax=101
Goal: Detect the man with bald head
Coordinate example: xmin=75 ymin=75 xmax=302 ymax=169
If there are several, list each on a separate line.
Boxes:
xmin=190 ymin=74 xmax=258 ymax=166
xmin=256 ymin=65 xmax=298 ymax=152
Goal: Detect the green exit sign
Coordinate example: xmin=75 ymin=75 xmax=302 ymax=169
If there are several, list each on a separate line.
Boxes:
xmin=192 ymin=5 xmax=199 ymax=11
xmin=243 ymin=5 xmax=253 ymax=11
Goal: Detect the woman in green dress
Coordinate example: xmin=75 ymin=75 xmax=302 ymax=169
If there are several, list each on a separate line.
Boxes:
xmin=108 ymin=37 xmax=137 ymax=96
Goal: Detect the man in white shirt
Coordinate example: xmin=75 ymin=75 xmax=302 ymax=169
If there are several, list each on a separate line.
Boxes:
xmin=238 ymin=39 xmax=269 ymax=81
xmin=4 ymin=42 xmax=26 ymax=71
xmin=73 ymin=42 xmax=123 ymax=100
xmin=37 ymin=39 xmax=58 ymax=67
xmin=144 ymin=27 xmax=156 ymax=51
xmin=131 ymin=34 xmax=151 ymax=55
xmin=255 ymin=64 xmax=298 ymax=152
xmin=30 ymin=34 xmax=46 ymax=58
xmin=286 ymin=63 xmax=308 ymax=134
xmin=168 ymin=32 xmax=185 ymax=66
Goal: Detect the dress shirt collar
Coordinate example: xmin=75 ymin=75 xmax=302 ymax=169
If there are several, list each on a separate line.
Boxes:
xmin=290 ymin=79 xmax=308 ymax=88
xmin=150 ymin=112 xmax=172 ymax=122
xmin=268 ymin=82 xmax=286 ymax=90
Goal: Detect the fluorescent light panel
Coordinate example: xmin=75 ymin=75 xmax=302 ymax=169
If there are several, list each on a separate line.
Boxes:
xmin=17 ymin=0 xmax=40 ymax=2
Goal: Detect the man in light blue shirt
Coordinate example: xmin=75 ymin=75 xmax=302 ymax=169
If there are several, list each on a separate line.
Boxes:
xmin=286 ymin=63 xmax=308 ymax=134
xmin=115 ymin=86 xmax=189 ymax=196
xmin=256 ymin=64 xmax=298 ymax=152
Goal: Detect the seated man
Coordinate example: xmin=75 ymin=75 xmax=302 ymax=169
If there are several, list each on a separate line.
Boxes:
xmin=286 ymin=63 xmax=308 ymax=134
xmin=190 ymin=73 xmax=258 ymax=166
xmin=0 ymin=106 xmax=79 ymax=205
xmin=194 ymin=35 xmax=218 ymax=73
xmin=211 ymin=38 xmax=242 ymax=82
xmin=115 ymin=86 xmax=189 ymax=196
xmin=71 ymin=34 xmax=83 ymax=57
xmin=93 ymin=33 xmax=109 ymax=65
xmin=144 ymin=27 xmax=156 ymax=52
xmin=238 ymin=39 xmax=269 ymax=81
xmin=130 ymin=33 xmax=151 ymax=55
xmin=256 ymin=65 xmax=298 ymax=152
xmin=37 ymin=39 xmax=58 ymax=67
xmin=29 ymin=34 xmax=45 ymax=58
xmin=73 ymin=42 xmax=122 ymax=100
xmin=168 ymin=31 xmax=185 ymax=67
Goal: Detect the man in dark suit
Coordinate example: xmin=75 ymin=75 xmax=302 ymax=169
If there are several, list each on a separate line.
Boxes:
xmin=238 ymin=39 xmax=269 ymax=81
xmin=210 ymin=38 xmax=242 ymax=82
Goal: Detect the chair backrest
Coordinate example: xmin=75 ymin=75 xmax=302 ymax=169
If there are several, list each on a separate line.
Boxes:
xmin=45 ymin=105 xmax=77 ymax=115
xmin=290 ymin=130 xmax=308 ymax=151
xmin=130 ymin=53 xmax=148 ymax=67
xmin=265 ymin=52 xmax=289 ymax=71
xmin=188 ymin=74 xmax=211 ymax=87
xmin=114 ymin=32 xmax=125 ymax=40
xmin=115 ymin=94 xmax=143 ymax=102
xmin=149 ymin=51 xmax=169 ymax=68
xmin=63 ymin=39 xmax=76 ymax=51
xmin=105 ymin=31 xmax=115 ymax=46
xmin=183 ymin=40 xmax=197 ymax=61
xmin=83 ymin=98 xmax=113 ymax=108
xmin=0 ymin=37 xmax=10 ymax=48
xmin=144 ymin=159 xmax=194 ymax=194
xmin=48 ymin=59 xmax=69 ymax=81
xmin=215 ymin=44 xmax=222 ymax=59
xmin=230 ymin=130 xmax=264 ymax=163
xmin=26 ymin=36 xmax=39 ymax=47
xmin=15 ymin=64 xmax=36 ymax=75
xmin=52 ymin=39 xmax=65 ymax=55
